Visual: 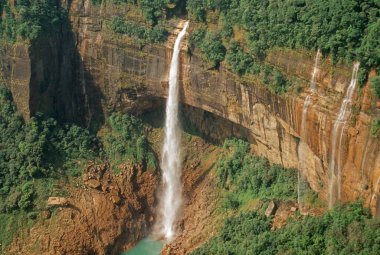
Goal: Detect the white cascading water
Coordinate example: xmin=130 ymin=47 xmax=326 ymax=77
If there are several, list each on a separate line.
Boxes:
xmin=298 ymin=49 xmax=321 ymax=208
xmin=158 ymin=21 xmax=189 ymax=241
xmin=328 ymin=62 xmax=360 ymax=209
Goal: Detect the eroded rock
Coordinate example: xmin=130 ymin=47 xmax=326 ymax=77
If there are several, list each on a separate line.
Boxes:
xmin=265 ymin=201 xmax=277 ymax=217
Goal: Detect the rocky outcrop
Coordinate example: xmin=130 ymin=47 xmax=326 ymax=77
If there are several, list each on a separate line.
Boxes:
xmin=9 ymin=162 xmax=158 ymax=255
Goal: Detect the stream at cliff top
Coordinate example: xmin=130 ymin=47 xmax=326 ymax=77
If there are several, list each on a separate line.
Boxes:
xmin=122 ymin=238 xmax=162 ymax=255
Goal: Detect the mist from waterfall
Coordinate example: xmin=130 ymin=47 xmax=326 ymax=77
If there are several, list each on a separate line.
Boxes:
xmin=328 ymin=62 xmax=360 ymax=209
xmin=157 ymin=21 xmax=189 ymax=241
xmin=297 ymin=49 xmax=321 ymax=209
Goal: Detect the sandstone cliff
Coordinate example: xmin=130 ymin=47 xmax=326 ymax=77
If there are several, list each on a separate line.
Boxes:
xmin=66 ymin=1 xmax=380 ymax=213
xmin=1 ymin=0 xmax=379 ymax=214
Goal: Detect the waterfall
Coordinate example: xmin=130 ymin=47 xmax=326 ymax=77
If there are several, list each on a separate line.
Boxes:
xmin=157 ymin=21 xmax=189 ymax=241
xmin=328 ymin=62 xmax=360 ymax=209
xmin=298 ymin=49 xmax=321 ymax=209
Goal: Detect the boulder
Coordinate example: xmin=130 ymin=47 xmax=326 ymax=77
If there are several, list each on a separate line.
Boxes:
xmin=86 ymin=179 xmax=101 ymax=189
xmin=47 ymin=197 xmax=68 ymax=207
xmin=265 ymin=201 xmax=277 ymax=217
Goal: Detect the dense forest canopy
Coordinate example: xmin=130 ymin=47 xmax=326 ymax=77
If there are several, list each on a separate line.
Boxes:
xmin=0 ymin=84 xmax=98 ymax=212
xmin=191 ymin=203 xmax=380 ymax=255
xmin=0 ymin=0 xmax=64 ymax=41
xmin=187 ymin=0 xmax=380 ymax=70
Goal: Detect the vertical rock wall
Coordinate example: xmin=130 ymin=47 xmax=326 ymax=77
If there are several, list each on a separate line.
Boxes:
xmin=0 ymin=0 xmax=379 ymax=212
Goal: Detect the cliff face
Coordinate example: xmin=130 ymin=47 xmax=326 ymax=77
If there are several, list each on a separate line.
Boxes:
xmin=0 ymin=22 xmax=85 ymax=123
xmin=1 ymin=0 xmax=379 ymax=213
xmin=66 ymin=0 xmax=380 ymax=212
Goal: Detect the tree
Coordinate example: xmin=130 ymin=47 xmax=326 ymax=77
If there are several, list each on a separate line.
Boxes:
xmin=200 ymin=32 xmax=226 ymax=68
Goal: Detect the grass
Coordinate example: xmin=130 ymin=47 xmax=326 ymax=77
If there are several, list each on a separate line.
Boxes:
xmin=0 ymin=211 xmax=33 ymax=254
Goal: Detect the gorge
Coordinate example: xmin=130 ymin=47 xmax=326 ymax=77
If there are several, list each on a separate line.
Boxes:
xmin=0 ymin=0 xmax=379 ymax=254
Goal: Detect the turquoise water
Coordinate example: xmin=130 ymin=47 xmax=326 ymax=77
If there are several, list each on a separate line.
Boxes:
xmin=122 ymin=238 xmax=162 ymax=255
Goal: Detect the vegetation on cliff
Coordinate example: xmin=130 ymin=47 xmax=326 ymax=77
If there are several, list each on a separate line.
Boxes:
xmin=0 ymin=0 xmax=65 ymax=42
xmin=191 ymin=138 xmax=378 ymax=255
xmin=101 ymin=113 xmax=157 ymax=173
xmin=187 ymin=0 xmax=380 ymax=78
xmin=0 ymin=85 xmax=97 ymax=212
xmin=0 ymin=84 xmax=98 ymax=251
xmin=108 ymin=17 xmax=168 ymax=45
xmin=189 ymin=28 xmax=226 ymax=67
xmin=191 ymin=202 xmax=380 ymax=255
xmin=0 ymin=84 xmax=157 ymax=251
xmin=217 ymin=139 xmax=297 ymax=210
xmin=370 ymin=118 xmax=380 ymax=138
xmin=371 ymin=75 xmax=380 ymax=97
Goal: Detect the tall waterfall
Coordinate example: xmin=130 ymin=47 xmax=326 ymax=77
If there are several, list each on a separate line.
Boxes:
xmin=298 ymin=49 xmax=321 ymax=209
xmin=157 ymin=21 xmax=189 ymax=241
xmin=328 ymin=62 xmax=360 ymax=209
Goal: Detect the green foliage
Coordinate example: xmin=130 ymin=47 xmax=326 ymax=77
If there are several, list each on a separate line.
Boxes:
xmin=370 ymin=118 xmax=380 ymax=138
xmin=91 ymin=0 xmax=103 ymax=5
xmin=226 ymin=41 xmax=254 ymax=75
xmin=217 ymin=138 xmax=297 ymax=203
xmin=0 ymin=84 xmax=98 ymax=211
xmin=0 ymin=83 xmax=99 ymax=250
xmin=0 ymin=211 xmax=32 ymax=254
xmin=370 ymin=75 xmax=380 ymax=97
xmin=18 ymin=182 xmax=35 ymax=210
xmin=358 ymin=20 xmax=380 ymax=69
xmin=103 ymin=113 xmax=156 ymax=172
xmin=188 ymin=27 xmax=206 ymax=46
xmin=140 ymin=0 xmax=169 ymax=25
xmin=189 ymin=29 xmax=226 ymax=67
xmin=187 ymin=0 xmax=380 ymax=71
xmin=201 ymin=32 xmax=226 ymax=67
xmin=192 ymin=202 xmax=380 ymax=255
xmin=108 ymin=16 xmax=168 ymax=45
xmin=0 ymin=0 xmax=65 ymax=42
xmin=186 ymin=0 xmax=206 ymax=22
xmin=190 ymin=29 xmax=290 ymax=93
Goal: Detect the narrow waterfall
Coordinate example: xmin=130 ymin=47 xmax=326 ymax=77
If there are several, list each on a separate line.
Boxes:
xmin=157 ymin=21 xmax=189 ymax=241
xmin=298 ymin=49 xmax=321 ymax=209
xmin=328 ymin=62 xmax=360 ymax=209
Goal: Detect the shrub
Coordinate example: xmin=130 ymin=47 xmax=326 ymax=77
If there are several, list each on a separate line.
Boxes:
xmin=199 ymin=32 xmax=226 ymax=67
xmin=191 ymin=203 xmax=380 ymax=255
xmin=103 ymin=113 xmax=157 ymax=172
xmin=370 ymin=75 xmax=380 ymax=97
xmin=226 ymin=41 xmax=254 ymax=75
xmin=370 ymin=118 xmax=380 ymax=138
xmin=217 ymin=138 xmax=297 ymax=202
xmin=108 ymin=17 xmax=168 ymax=44
xmin=186 ymin=0 xmax=206 ymax=22
xmin=189 ymin=27 xmax=206 ymax=47
xmin=0 ymin=0 xmax=65 ymax=42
